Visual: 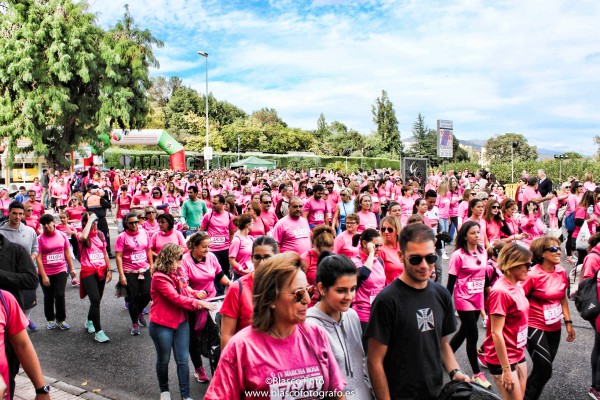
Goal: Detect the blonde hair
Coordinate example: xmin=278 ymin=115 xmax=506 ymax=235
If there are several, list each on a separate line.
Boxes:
xmin=498 ymin=243 xmax=532 ymax=272
xmin=154 ymin=243 xmax=182 ymax=274
xmin=252 ymin=252 xmax=303 ymax=332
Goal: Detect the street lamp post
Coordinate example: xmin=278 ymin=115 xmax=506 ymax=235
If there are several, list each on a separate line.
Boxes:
xmin=554 ymin=154 xmax=568 ymax=181
xmin=510 ymin=141 xmax=518 ymax=183
xmin=237 ymin=135 xmax=240 ymax=161
xmin=197 ymin=51 xmax=210 ymax=171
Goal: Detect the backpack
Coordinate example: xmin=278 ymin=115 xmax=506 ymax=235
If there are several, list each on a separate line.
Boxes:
xmin=564 ymin=211 xmax=576 ymax=232
xmin=575 ymin=269 xmax=600 ymax=321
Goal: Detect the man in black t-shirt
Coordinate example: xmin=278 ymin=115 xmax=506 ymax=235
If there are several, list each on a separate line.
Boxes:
xmin=366 ymin=224 xmax=470 ymax=400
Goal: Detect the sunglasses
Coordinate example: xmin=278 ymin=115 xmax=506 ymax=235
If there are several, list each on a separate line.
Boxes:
xmin=565 ymin=186 xmax=571 ymax=189
xmin=262 ymin=201 xmax=271 ymax=205
xmin=522 ymin=262 xmax=533 ymax=270
xmin=287 ymin=285 xmax=314 ymax=303
xmin=127 ymin=220 xmax=139 ymax=225
xmin=544 ymin=246 xmax=560 ymax=253
xmin=252 ymin=254 xmax=272 ymax=262
xmin=491 ymin=205 xmax=500 ymax=209
xmin=381 ymin=227 xmax=394 ymax=233
xmin=408 ymin=254 xmax=438 ymax=265
xmin=178 ymin=254 xmax=183 ymax=261
xmin=480 ymin=198 xmax=489 ymax=201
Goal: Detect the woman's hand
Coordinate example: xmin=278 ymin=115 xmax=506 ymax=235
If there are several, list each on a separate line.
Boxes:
xmin=119 ymin=274 xmax=127 ymax=286
xmin=198 ymin=300 xmax=218 ymax=311
xmin=502 ymin=368 xmax=514 ymax=391
xmin=195 ymin=290 xmax=207 ymax=300
xmin=367 ymin=242 xmax=375 ymax=255
xmin=106 ymin=270 xmax=113 ymax=283
xmin=566 ymin=324 xmax=576 ymax=342
xmin=69 ymin=270 xmax=76 ymax=280
xmin=41 ymin=276 xmax=50 ymax=287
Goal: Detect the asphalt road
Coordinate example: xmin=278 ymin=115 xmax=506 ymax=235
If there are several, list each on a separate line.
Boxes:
xmin=27 ymin=223 xmax=594 ymax=399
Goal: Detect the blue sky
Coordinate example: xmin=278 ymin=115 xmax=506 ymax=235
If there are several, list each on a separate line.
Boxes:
xmin=90 ymin=0 xmax=600 ymax=155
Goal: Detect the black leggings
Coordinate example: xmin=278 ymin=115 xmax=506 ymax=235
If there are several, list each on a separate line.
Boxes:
xmin=188 ymin=311 xmax=203 ymax=370
xmin=592 ymin=331 xmax=600 ymax=389
xmin=213 ymin=249 xmax=231 ymax=296
xmin=360 ymin=321 xmax=369 ymax=355
xmin=524 ymin=328 xmax=561 ymax=400
xmin=124 ymin=270 xmax=151 ymax=324
xmin=450 ymin=310 xmax=480 ymax=375
xmin=566 ymin=230 xmax=573 ymax=257
xmin=40 ymin=272 xmax=68 ymax=322
xmin=81 ymin=274 xmax=106 ymax=331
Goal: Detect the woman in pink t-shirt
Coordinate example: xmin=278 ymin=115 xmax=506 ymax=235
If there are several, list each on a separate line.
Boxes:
xmin=483 ymin=243 xmax=532 ymax=400
xmin=333 ymin=213 xmax=359 ymax=259
xmin=465 ymin=198 xmax=489 ymax=249
xmin=355 ymin=194 xmax=378 ymax=234
xmin=412 ymin=198 xmax=432 ymax=229
xmin=447 ymin=221 xmax=490 ymax=388
xmin=520 ymin=237 xmax=574 ymax=399
xmin=484 ymin=199 xmax=512 ymax=243
xmin=182 ymin=232 xmax=233 ymax=383
xmin=23 ymin=206 xmax=41 ymax=235
xmin=246 ymin=201 xmax=269 ymax=238
xmin=398 ymin=185 xmax=415 ymax=226
xmin=457 ymin=189 xmax=473 ymax=229
xmin=150 ymin=213 xmax=186 ymax=257
xmin=350 ymin=229 xmax=385 ymax=346
xmin=229 ymin=215 xmax=255 ymax=279
xmin=78 ymin=213 xmax=112 ymax=342
xmin=378 ymin=215 xmax=403 ymax=285
xmin=572 ymin=191 xmax=598 ymax=267
xmin=220 ymin=236 xmax=279 ymax=349
xmin=142 ymin=206 xmax=160 ymax=239
xmin=115 ymin=211 xmax=153 ymax=336
xmin=37 ymin=214 xmax=76 ymax=330
xmin=300 ymin=225 xmax=335 ymax=308
xmin=520 ymin=201 xmax=546 ymax=248
xmin=204 ymin=252 xmax=346 ymax=400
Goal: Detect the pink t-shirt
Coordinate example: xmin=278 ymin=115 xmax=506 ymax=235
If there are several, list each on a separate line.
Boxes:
xmin=399 ymin=196 xmax=415 ymax=226
xmin=38 ymin=231 xmax=69 ymax=276
xmin=520 ymin=265 xmax=567 ymax=331
xmin=333 ymin=230 xmax=359 ymax=259
xmin=356 ymin=211 xmax=378 ymax=234
xmin=115 ymin=229 xmax=150 ymax=272
xmin=259 ymin=209 xmax=278 ymax=230
xmin=201 ymin=211 xmax=236 ymax=252
xmin=116 ymin=195 xmax=132 ymax=218
xmin=378 ymin=244 xmax=403 ymax=285
xmin=77 ymin=231 xmax=106 ymax=269
xmin=219 ymin=273 xmax=254 ymax=334
xmin=449 ymin=192 xmax=461 ymax=217
xmin=150 ymin=229 xmax=186 ymax=254
xmin=132 ymin=193 xmax=152 ymax=207
xmin=229 ymin=235 xmax=254 ymax=276
xmin=521 ymin=186 xmax=539 ymax=211
xmin=520 ymin=214 xmax=545 ymax=245
xmin=302 ymin=197 xmax=328 ymax=226
xmin=486 ymin=219 xmax=505 ymax=242
xmin=351 ymin=251 xmax=386 ymax=322
xmin=464 ymin=216 xmax=487 ymax=247
xmin=0 ymin=290 xmax=29 ymax=399
xmin=204 ymin=324 xmax=346 ymax=400
xmin=437 ymin=193 xmax=451 ymax=219
xmin=181 ymin=252 xmax=222 ymax=298
xmin=29 ymin=182 xmax=44 ymax=200
xmin=271 ymin=216 xmax=311 ymax=255
xmin=65 ymin=206 xmax=87 ymax=226
xmin=448 ymin=248 xmax=487 ymax=311
xmin=457 ymin=201 xmax=469 ymax=221
xmin=142 ymin=220 xmax=160 ymax=238
xmin=483 ymin=277 xmax=529 ymax=365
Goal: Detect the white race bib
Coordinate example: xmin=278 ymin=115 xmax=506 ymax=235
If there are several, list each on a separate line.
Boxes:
xmin=466 ymin=278 xmax=485 ymax=295
xmin=313 ymin=212 xmax=324 ymax=222
xmin=210 ymin=236 xmax=226 ymax=244
xmin=131 ymin=251 xmax=147 ymax=262
xmin=46 ymin=252 xmax=64 ymax=264
xmin=543 ymin=302 xmax=563 ymax=325
xmin=89 ymin=252 xmax=104 ymax=262
xmin=517 ymin=325 xmax=527 ymax=348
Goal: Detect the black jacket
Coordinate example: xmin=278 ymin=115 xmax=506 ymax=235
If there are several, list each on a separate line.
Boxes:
xmin=0 ymin=234 xmax=39 ymax=308
xmin=538 ymin=178 xmax=553 ymax=197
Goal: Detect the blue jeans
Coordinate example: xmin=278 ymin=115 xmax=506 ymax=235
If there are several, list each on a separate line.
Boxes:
xmin=439 ymin=218 xmax=449 ymax=250
xmin=149 ymin=320 xmax=191 ymax=398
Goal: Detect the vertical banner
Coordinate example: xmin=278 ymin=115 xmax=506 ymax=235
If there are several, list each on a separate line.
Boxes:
xmin=437 ymin=120 xmax=453 ymax=158
xmin=402 ymin=158 xmax=428 ymax=187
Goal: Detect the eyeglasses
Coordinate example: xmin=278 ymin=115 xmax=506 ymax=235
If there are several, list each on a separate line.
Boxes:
xmin=252 ymin=254 xmax=272 ymax=262
xmin=491 ymin=205 xmax=500 ymax=209
xmin=146 ymin=211 xmax=156 ymax=215
xmin=407 ymin=254 xmax=438 ymax=265
xmin=290 ymin=205 xmax=303 ymax=209
xmin=153 ymin=192 xmax=160 ymax=195
xmin=287 ymin=285 xmax=314 ymax=303
xmin=380 ymin=227 xmax=394 ymax=233
xmin=544 ymin=246 xmax=560 ymax=253
xmin=127 ymin=220 xmax=139 ymax=225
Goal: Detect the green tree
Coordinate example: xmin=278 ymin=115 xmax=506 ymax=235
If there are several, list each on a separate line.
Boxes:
xmin=595 ymin=136 xmax=600 ymax=161
xmin=484 ymin=133 xmax=538 ymax=164
xmin=250 ymin=108 xmax=287 ymax=127
xmin=562 ymin=151 xmax=583 ymax=159
xmin=371 ymin=90 xmax=402 ymax=158
xmin=148 ymin=76 xmax=183 ymax=107
xmin=315 ymin=113 xmax=329 ymax=142
xmin=0 ymin=1 xmax=161 ymax=167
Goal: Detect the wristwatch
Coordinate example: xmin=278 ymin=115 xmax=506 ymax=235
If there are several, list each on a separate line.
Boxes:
xmin=35 ymin=384 xmax=51 ymax=394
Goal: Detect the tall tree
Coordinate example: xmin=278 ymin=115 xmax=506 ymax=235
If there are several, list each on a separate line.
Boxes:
xmin=371 ymin=90 xmax=402 ymax=157
xmin=484 ymin=133 xmax=538 ymax=164
xmin=315 ymin=113 xmax=329 ymax=142
xmin=409 ymin=113 xmax=434 ymax=157
xmin=0 ymin=1 xmax=161 ymax=167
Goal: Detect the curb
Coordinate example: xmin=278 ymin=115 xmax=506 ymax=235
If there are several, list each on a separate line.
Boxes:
xmin=16 ymin=371 xmax=113 ymax=400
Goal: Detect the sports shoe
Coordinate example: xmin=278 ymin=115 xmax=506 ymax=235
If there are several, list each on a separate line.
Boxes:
xmin=124 ymin=300 xmax=129 ymax=310
xmin=442 ymin=252 xmax=449 ymax=260
xmin=472 ymin=372 xmax=492 ymax=389
xmin=131 ymin=323 xmax=141 ymax=336
xmin=589 ymin=386 xmax=600 ymax=400
xmin=481 ymin=316 xmax=488 ymax=329
xmin=160 ymin=392 xmax=171 ymax=400
xmin=85 ymin=320 xmax=95 ymax=334
xmin=477 ymin=347 xmax=487 ymax=369
xmin=71 ymin=278 xmax=80 ymax=286
xmin=58 ymin=321 xmax=71 ymax=330
xmin=94 ymin=330 xmax=110 ymax=343
xmin=28 ymin=320 xmax=38 ymax=332
xmin=143 ymin=307 xmax=150 ymax=314
xmin=138 ymin=314 xmax=146 ymax=327
xmin=194 ymin=366 xmax=209 ymax=383
xmin=47 ymin=321 xmax=56 ymax=330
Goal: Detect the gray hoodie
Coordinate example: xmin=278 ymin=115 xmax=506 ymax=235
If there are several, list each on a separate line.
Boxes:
xmin=306 ymin=305 xmax=373 ymax=399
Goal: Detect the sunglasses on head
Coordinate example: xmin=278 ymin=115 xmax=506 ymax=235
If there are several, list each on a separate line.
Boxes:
xmin=408 ymin=254 xmax=438 ymax=265
xmin=544 ymin=246 xmax=560 ymax=253
xmin=380 ymin=227 xmax=394 ymax=233
xmin=287 ymin=285 xmax=314 ymax=303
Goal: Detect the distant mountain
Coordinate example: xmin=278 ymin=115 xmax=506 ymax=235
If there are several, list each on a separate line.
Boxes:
xmin=457 ymin=139 xmax=591 ymax=159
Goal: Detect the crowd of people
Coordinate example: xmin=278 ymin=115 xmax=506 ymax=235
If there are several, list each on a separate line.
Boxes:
xmin=0 ymin=164 xmax=600 ymax=400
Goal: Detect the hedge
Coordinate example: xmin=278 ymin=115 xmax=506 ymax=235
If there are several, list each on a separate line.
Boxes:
xmin=103 ymin=149 xmax=598 ymax=185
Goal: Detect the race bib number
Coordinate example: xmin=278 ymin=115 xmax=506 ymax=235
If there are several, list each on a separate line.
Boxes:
xmin=131 ymin=251 xmax=147 ymax=262
xmin=61 ymin=195 xmax=68 ymax=200
xmin=89 ymin=252 xmax=104 ymax=262
xmin=46 ymin=252 xmax=64 ymax=264
xmin=370 ymin=295 xmax=376 ymax=304
xmin=314 ymin=212 xmax=324 ymax=222
xmin=517 ymin=325 xmax=527 ymax=348
xmin=121 ymin=209 xmax=130 ymax=217
xmin=466 ymin=278 xmax=485 ymax=295
xmin=139 ymin=200 xmax=149 ymax=206
xmin=543 ymin=302 xmax=563 ymax=325
xmin=292 ymin=228 xmax=309 ymax=239
xmin=210 ymin=236 xmax=226 ymax=244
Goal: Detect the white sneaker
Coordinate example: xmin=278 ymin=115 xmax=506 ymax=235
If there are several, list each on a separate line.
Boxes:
xmin=442 ymin=252 xmax=449 ymax=260
xmin=160 ymin=392 xmax=171 ymax=400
